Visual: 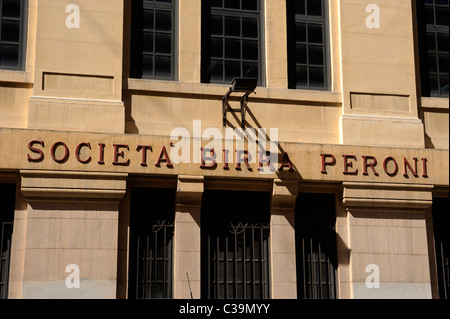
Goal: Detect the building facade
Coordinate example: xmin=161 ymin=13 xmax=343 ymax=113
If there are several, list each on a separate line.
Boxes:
xmin=0 ymin=0 xmax=448 ymax=299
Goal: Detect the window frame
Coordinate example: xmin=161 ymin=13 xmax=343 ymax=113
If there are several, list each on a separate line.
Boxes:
xmin=0 ymin=0 xmax=28 ymax=71
xmin=130 ymin=0 xmax=178 ymax=81
xmin=286 ymin=0 xmax=331 ymax=91
xmin=201 ymin=0 xmax=265 ymax=86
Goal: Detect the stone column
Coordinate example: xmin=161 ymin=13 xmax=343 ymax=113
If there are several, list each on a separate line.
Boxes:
xmin=173 ymin=175 xmax=203 ymax=299
xmin=342 ymin=182 xmax=433 ymax=299
xmin=270 ymin=179 xmax=298 ymax=299
xmin=10 ymin=170 xmax=127 ymax=299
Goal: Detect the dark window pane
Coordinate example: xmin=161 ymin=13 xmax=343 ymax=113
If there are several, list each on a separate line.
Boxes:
xmin=439 ymin=54 xmax=449 ymax=73
xmin=309 ymin=67 xmax=325 ymax=87
xmin=440 ymin=76 xmax=449 ymax=95
xmin=225 ymin=16 xmax=241 ymax=36
xmin=155 ymin=10 xmax=172 ymax=31
xmin=144 ymin=10 xmax=155 ymax=30
xmin=0 ymin=44 xmax=19 ymax=67
xmin=211 ymin=0 xmax=223 ymax=8
xmin=309 ymin=45 xmax=324 ymax=66
xmin=2 ymin=0 xmax=21 ymax=18
xmin=211 ymin=38 xmax=223 ymax=58
xmin=427 ymin=33 xmax=437 ymax=51
xmin=296 ymin=66 xmax=308 ymax=87
xmin=242 ymin=18 xmax=258 ymax=38
xmin=243 ymin=62 xmax=258 ymax=78
xmin=225 ymin=61 xmax=241 ymax=81
xmin=155 ymin=55 xmax=171 ymax=77
xmin=428 ymin=54 xmax=438 ymax=72
xmin=296 ymin=44 xmax=307 ymax=64
xmin=225 ymin=38 xmax=241 ymax=59
xmin=211 ymin=15 xmax=224 ymax=35
xmin=307 ymin=0 xmax=323 ymax=16
xmin=142 ymin=55 xmax=154 ymax=77
xmin=435 ymin=6 xmax=449 ymax=26
xmin=225 ymin=0 xmax=240 ymax=9
xmin=425 ymin=6 xmax=435 ymax=24
xmin=143 ymin=31 xmax=154 ymax=53
xmin=296 ymin=22 xmax=307 ymax=42
xmin=295 ymin=0 xmax=306 ymax=15
xmin=1 ymin=20 xmax=20 ymax=42
xmin=210 ymin=60 xmax=224 ymax=81
xmin=308 ymin=24 xmax=323 ymax=44
xmin=429 ymin=75 xmax=439 ymax=95
xmin=437 ymin=33 xmax=449 ymax=52
xmin=242 ymin=40 xmax=258 ymax=60
xmin=242 ymin=0 xmax=258 ymax=11
xmin=155 ymin=33 xmax=172 ymax=53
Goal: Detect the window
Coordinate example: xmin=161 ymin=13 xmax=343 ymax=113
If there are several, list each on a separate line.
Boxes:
xmin=128 ymin=188 xmax=175 ymax=299
xmin=287 ymin=0 xmax=329 ymax=90
xmin=432 ymin=197 xmax=450 ymax=299
xmin=130 ymin=0 xmax=176 ymax=80
xmin=417 ymin=0 xmax=449 ymax=97
xmin=0 ymin=184 xmax=15 ymax=300
xmin=0 ymin=0 xmax=27 ymax=70
xmin=201 ymin=0 xmax=263 ymax=85
xmin=201 ymin=190 xmax=270 ymax=299
xmin=295 ymin=193 xmax=337 ymax=299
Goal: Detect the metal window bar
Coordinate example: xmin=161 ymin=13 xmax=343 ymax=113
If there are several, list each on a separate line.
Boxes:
xmin=0 ymin=222 xmax=13 ymax=299
xmin=134 ymin=220 xmax=174 ymax=299
xmin=432 ymin=197 xmax=450 ymax=299
xmin=206 ymin=222 xmax=270 ymax=299
xmin=202 ymin=190 xmax=271 ymax=300
xmin=296 ymin=193 xmax=337 ymax=299
xmin=128 ymin=187 xmax=175 ymax=299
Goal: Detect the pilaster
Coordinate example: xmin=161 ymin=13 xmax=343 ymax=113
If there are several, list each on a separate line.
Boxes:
xmin=270 ymin=179 xmax=298 ymax=299
xmin=173 ymin=175 xmax=204 ymax=299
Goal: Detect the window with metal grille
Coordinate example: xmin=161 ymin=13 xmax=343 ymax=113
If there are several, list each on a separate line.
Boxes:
xmin=201 ymin=190 xmax=270 ymax=299
xmin=287 ymin=0 xmax=329 ymax=90
xmin=201 ymin=0 xmax=263 ymax=85
xmin=432 ymin=197 xmax=450 ymax=299
xmin=416 ymin=0 xmax=449 ymax=97
xmin=295 ymin=193 xmax=337 ymax=299
xmin=0 ymin=0 xmax=27 ymax=70
xmin=130 ymin=0 xmax=176 ymax=79
xmin=0 ymin=184 xmax=15 ymax=300
xmin=128 ymin=187 xmax=175 ymax=299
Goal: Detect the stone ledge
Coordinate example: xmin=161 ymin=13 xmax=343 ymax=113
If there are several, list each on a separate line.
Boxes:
xmin=20 ymin=170 xmax=127 ymax=201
